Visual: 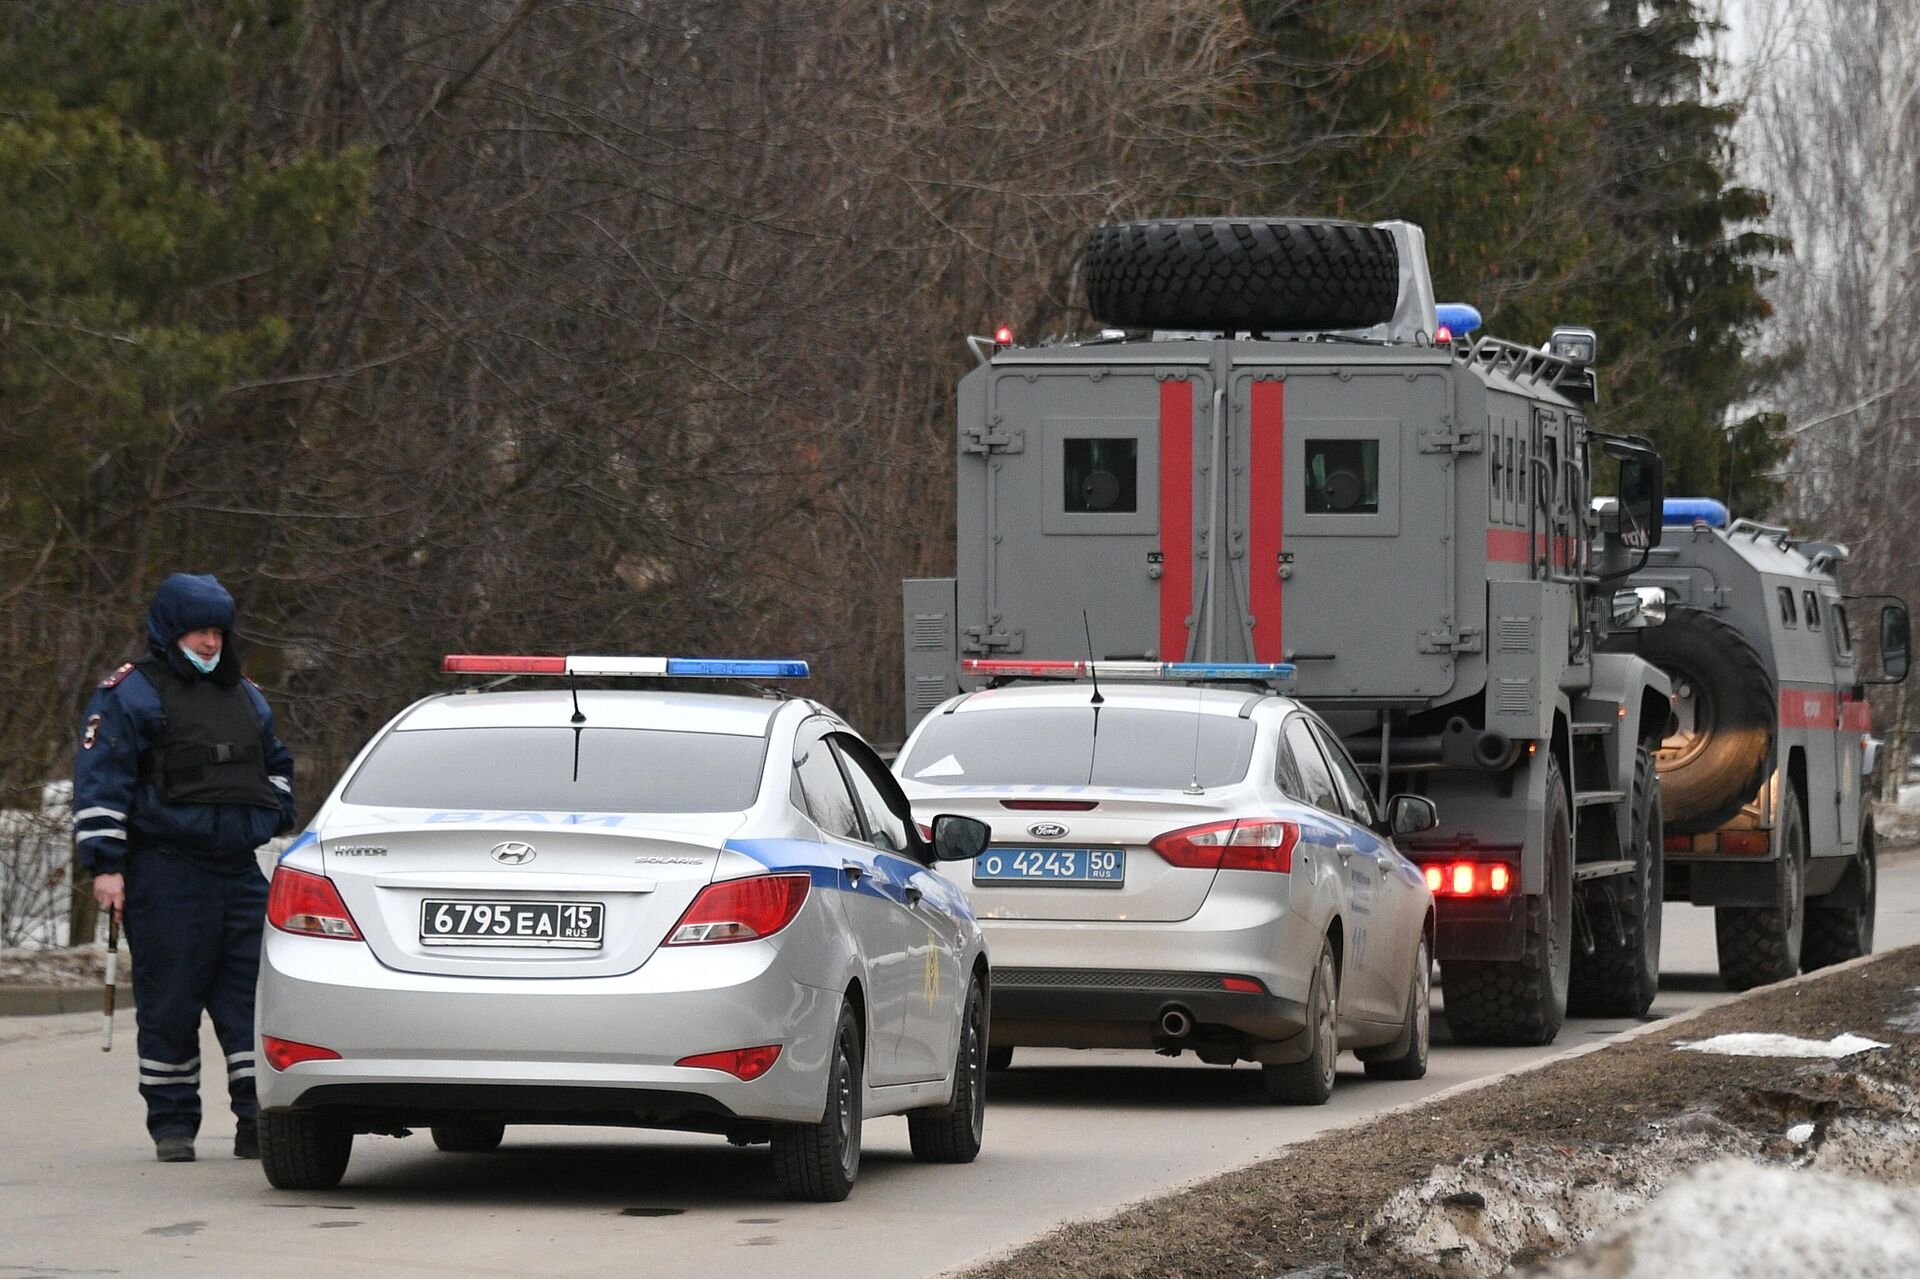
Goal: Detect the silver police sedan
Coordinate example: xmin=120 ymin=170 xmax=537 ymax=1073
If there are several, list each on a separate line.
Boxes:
xmin=256 ymin=655 xmax=991 ymax=1201
xmin=895 ymin=661 xmax=1436 ymax=1104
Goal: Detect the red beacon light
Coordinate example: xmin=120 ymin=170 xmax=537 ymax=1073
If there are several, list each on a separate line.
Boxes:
xmin=992 ymin=324 xmax=1015 ymax=347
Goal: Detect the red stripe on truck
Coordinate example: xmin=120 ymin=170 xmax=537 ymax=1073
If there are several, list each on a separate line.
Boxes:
xmin=1159 ymin=379 xmax=1194 ymax=661
xmin=1248 ymin=380 xmax=1285 ymax=662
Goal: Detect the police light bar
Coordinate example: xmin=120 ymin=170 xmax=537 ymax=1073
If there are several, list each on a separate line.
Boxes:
xmin=1435 ymin=303 xmax=1483 ymax=337
xmin=442 ymin=655 xmax=810 ymax=678
xmin=1662 ymin=497 xmax=1730 ymax=528
xmin=962 ymin=659 xmax=1294 ymax=682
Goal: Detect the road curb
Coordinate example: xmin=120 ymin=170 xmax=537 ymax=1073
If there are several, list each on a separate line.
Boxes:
xmin=0 ymin=981 xmax=133 ymax=1017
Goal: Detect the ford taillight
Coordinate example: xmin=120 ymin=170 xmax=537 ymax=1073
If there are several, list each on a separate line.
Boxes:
xmin=1151 ymin=819 xmax=1299 ymax=873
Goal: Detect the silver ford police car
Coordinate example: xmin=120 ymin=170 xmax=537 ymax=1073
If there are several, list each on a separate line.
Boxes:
xmin=895 ymin=660 xmax=1436 ymax=1104
xmin=255 ymin=655 xmax=991 ymax=1201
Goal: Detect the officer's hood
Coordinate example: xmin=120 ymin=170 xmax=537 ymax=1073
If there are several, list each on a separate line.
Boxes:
xmin=145 ymin=573 xmax=243 ymax=683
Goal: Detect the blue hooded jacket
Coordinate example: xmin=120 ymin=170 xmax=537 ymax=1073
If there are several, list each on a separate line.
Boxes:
xmin=72 ymin=574 xmax=298 ymax=874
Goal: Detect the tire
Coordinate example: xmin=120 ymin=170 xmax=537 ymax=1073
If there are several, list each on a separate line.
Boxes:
xmin=1260 ymin=940 xmax=1338 ymax=1104
xmin=1615 ymin=606 xmax=1774 ymax=832
xmin=771 ymin=1003 xmax=863 ymax=1202
xmin=1443 ymin=755 xmax=1574 ymax=1046
xmin=1569 ymin=749 xmax=1665 ymax=1017
xmin=259 ymin=1111 xmax=353 ymax=1191
xmin=985 ymin=1045 xmax=1014 ymax=1072
xmin=1363 ymin=936 xmax=1431 ymax=1081
xmin=908 ymin=977 xmax=986 ymax=1163
xmin=430 ymin=1118 xmax=505 ymax=1153
xmin=1082 ymin=219 xmax=1401 ymax=332
xmin=1715 ymin=785 xmax=1806 ymax=990
xmin=1802 ymin=822 xmax=1877 ymax=970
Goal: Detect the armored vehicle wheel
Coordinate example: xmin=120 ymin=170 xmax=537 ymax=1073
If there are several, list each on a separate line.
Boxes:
xmin=1082 ymin=219 xmax=1401 ymax=332
xmin=259 ymin=1111 xmax=352 ymax=1190
xmin=1714 ymin=785 xmax=1806 ymax=990
xmin=430 ymin=1117 xmax=505 ymax=1152
xmin=1569 ymin=748 xmax=1665 ymax=1017
xmin=1615 ymin=606 xmax=1774 ymax=832
xmin=1362 ymin=936 xmax=1431 ymax=1081
xmin=1260 ymin=940 xmax=1339 ymax=1104
xmin=1443 ymin=756 xmax=1573 ymax=1046
xmin=1801 ymin=820 xmax=1876 ymax=971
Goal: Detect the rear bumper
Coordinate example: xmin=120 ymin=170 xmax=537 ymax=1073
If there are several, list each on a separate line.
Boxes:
xmin=255 ymin=931 xmax=840 ymax=1126
xmin=991 ymin=967 xmax=1308 ymax=1045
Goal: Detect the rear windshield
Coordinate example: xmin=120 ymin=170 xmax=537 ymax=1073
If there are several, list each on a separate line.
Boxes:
xmin=342 ymin=727 xmax=765 ymax=813
xmin=900 ymin=708 xmax=1255 ymax=789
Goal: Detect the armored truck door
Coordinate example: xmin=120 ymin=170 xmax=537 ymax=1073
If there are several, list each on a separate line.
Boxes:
xmin=1228 ymin=361 xmax=1461 ymax=699
xmin=954 ymin=359 xmax=1213 ymax=664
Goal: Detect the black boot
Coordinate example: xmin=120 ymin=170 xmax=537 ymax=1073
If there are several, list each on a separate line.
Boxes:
xmin=234 ymin=1121 xmax=259 ymax=1159
xmin=155 ymin=1134 xmax=196 ymax=1162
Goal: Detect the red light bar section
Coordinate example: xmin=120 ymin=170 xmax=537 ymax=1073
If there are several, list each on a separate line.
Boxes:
xmin=1422 ymin=860 xmax=1516 ymax=898
xmin=442 ymin=654 xmax=569 ymax=674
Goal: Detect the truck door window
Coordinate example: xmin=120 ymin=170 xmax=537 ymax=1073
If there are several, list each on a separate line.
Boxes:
xmin=1778 ymin=587 xmax=1797 ymax=627
xmin=1832 ymin=604 xmax=1854 ymax=657
xmin=1803 ymin=591 xmax=1822 ymax=631
xmin=1063 ymin=437 xmax=1138 ymax=513
xmin=1304 ymin=439 xmax=1378 ymax=514
xmin=1281 ymin=716 xmax=1342 ymax=815
xmin=1489 ymin=440 xmax=1502 ymax=521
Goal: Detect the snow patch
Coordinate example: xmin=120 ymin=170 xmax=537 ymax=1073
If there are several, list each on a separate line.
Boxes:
xmin=1678 ymin=1032 xmax=1889 ymax=1059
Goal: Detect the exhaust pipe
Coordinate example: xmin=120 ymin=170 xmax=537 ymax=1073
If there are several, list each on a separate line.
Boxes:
xmin=1350 ymin=718 xmax=1516 ymax=773
xmin=1159 ymin=1006 xmax=1195 ymax=1039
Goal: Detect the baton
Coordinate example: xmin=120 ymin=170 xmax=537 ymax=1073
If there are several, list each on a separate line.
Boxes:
xmin=102 ymin=906 xmax=119 ymax=1052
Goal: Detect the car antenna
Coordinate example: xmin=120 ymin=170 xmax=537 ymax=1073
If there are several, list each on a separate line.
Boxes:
xmin=1082 ymin=611 xmax=1104 ymax=706
xmin=1185 ymin=680 xmax=1206 ymax=795
xmin=569 ymin=670 xmax=586 ymax=783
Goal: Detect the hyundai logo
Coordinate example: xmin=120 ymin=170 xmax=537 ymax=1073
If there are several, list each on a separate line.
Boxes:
xmin=1027 ymin=822 xmax=1069 ymax=839
xmin=490 ymin=841 xmax=537 ymax=865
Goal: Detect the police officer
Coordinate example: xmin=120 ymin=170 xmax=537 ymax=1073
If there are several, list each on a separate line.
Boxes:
xmin=73 ymin=574 xmax=298 ymax=1162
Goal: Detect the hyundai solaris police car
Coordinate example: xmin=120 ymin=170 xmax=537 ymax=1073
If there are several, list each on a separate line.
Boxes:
xmin=255 ymin=655 xmax=992 ymax=1202
xmin=895 ymin=661 xmax=1437 ymax=1104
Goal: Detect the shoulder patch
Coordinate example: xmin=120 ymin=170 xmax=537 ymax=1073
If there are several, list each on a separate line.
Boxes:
xmin=98 ymin=662 xmax=136 ymax=690
xmin=82 ymin=714 xmax=103 ymax=750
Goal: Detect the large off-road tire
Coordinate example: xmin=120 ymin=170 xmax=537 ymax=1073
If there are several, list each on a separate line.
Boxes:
xmin=772 ymin=1003 xmax=863 ymax=1202
xmin=1715 ymin=785 xmax=1806 ymax=990
xmin=1443 ymin=755 xmax=1574 ymax=1046
xmin=430 ymin=1117 xmax=505 ymax=1153
xmin=1614 ymin=606 xmax=1775 ymax=832
xmin=1802 ymin=820 xmax=1876 ymax=971
xmin=1362 ymin=936 xmax=1431 ymax=1081
xmin=259 ymin=1110 xmax=353 ymax=1191
xmin=1082 ymin=218 xmax=1401 ymax=332
xmin=1260 ymin=940 xmax=1339 ymax=1104
xmin=908 ymin=977 xmax=986 ymax=1163
xmin=1568 ymin=748 xmax=1665 ymax=1017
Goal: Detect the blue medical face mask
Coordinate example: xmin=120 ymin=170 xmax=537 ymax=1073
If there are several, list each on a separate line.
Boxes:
xmin=178 ymin=642 xmax=221 ymax=675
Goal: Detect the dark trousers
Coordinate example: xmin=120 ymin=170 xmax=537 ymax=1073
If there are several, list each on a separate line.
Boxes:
xmin=122 ymin=848 xmax=269 ymax=1140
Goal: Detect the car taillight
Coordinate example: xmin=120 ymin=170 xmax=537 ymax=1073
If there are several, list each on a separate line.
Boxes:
xmin=267 ymin=866 xmax=363 ymax=939
xmin=665 ymin=874 xmax=810 ymax=945
xmin=1151 ymin=819 xmax=1299 ymax=873
xmin=262 ymin=1035 xmax=342 ymax=1071
xmin=676 ymin=1045 xmax=782 ymax=1080
xmin=1423 ymin=861 xmax=1515 ymax=897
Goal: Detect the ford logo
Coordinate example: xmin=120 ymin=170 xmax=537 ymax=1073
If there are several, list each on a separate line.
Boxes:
xmin=1027 ymin=822 xmax=1069 ymax=839
xmin=490 ymin=840 xmax=537 ymax=865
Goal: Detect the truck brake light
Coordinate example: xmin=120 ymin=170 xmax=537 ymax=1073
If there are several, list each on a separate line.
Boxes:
xmin=1423 ymin=861 xmax=1514 ymax=898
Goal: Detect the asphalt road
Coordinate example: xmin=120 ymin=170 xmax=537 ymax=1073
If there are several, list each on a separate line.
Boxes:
xmin=5 ymin=854 xmax=1916 ymax=1279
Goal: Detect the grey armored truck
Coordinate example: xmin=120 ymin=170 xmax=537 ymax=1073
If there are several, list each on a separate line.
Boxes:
xmin=903 ymin=218 xmax=1677 ymax=1046
xmin=1619 ymin=500 xmax=1910 ymax=989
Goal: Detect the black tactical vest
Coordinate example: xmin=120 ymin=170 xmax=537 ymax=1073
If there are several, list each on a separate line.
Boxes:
xmin=136 ymin=658 xmax=280 ymax=809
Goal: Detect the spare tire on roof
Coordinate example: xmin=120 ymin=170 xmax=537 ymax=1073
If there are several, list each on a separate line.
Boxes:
xmin=1082 ymin=218 xmax=1400 ymax=332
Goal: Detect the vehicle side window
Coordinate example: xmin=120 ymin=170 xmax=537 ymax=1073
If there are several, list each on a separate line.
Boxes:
xmin=1833 ymin=603 xmax=1854 ymax=657
xmin=1274 ymin=727 xmax=1307 ymax=800
xmin=1778 ymin=586 xmax=1797 ymax=627
xmin=1281 ymin=717 xmax=1342 ymax=815
xmin=830 ymin=735 xmax=912 ymax=855
xmin=1803 ymin=590 xmax=1822 ymax=632
xmin=1311 ymin=721 xmax=1378 ymax=826
xmin=794 ymin=737 xmax=862 ymax=841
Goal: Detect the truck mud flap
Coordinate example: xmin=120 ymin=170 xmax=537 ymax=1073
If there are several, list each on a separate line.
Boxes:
xmin=1434 ymin=897 xmax=1526 ymax=962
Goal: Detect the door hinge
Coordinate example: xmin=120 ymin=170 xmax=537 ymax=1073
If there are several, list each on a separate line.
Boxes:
xmin=1418 ymin=626 xmax=1484 ymax=654
xmin=961 ymin=626 xmax=1025 ymax=655
xmin=961 ymin=425 xmax=1025 ymax=455
xmin=1418 ymin=419 xmax=1482 ymax=454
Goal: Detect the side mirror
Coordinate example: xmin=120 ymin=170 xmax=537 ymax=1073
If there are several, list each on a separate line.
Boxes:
xmin=1613 ymin=454 xmax=1664 ymax=553
xmin=1610 ymin=586 xmax=1669 ymax=629
xmin=1884 ymin=603 xmax=1911 ymax=682
xmin=1387 ymin=794 xmax=1439 ymax=838
xmin=931 ymin=814 xmax=992 ymax=862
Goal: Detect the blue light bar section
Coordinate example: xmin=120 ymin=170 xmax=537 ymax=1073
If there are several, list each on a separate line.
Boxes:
xmin=1162 ymin=662 xmax=1296 ymax=681
xmin=1662 ymin=498 xmax=1730 ymax=528
xmin=664 ymin=658 xmax=810 ymax=679
xmin=1435 ymin=303 xmax=1483 ymax=336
